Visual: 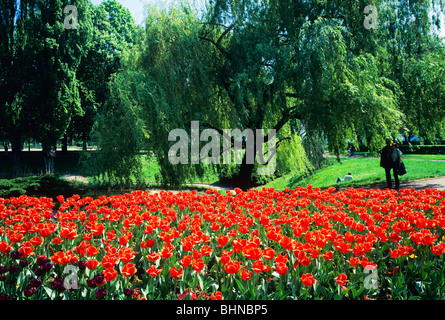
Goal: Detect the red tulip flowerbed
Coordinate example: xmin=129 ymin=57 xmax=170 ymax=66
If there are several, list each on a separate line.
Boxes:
xmin=1 ymin=185 xmax=445 ymax=300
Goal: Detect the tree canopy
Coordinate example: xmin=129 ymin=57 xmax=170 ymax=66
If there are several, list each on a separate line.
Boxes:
xmin=69 ymin=0 xmax=142 ymax=150
xmin=0 ymin=0 xmax=93 ymax=175
xmin=1 ymin=0 xmax=445 ymax=187
xmin=0 ymin=0 xmax=141 ymax=176
xmin=110 ymin=0 xmax=445 ymax=187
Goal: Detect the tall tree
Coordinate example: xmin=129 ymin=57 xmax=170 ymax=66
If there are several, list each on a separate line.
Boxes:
xmin=0 ymin=0 xmax=93 ymax=176
xmin=70 ymin=0 xmax=143 ymax=151
xmin=82 ymin=1 xmax=147 ymax=184
xmin=25 ymin=0 xmax=93 ymax=156
xmin=378 ymin=0 xmax=445 ymax=142
xmin=111 ymin=0 xmax=402 ymax=188
xmin=108 ymin=0 xmax=445 ymax=188
xmin=0 ymin=0 xmax=34 ymax=175
xmin=197 ymin=0 xmax=399 ymax=183
xmin=119 ymin=3 xmax=211 ymax=187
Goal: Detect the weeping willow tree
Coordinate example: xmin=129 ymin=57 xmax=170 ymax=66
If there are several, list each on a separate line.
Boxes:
xmin=127 ymin=2 xmax=318 ymax=188
xmin=102 ymin=0 xmax=445 ymax=188
xmin=86 ymin=72 xmax=149 ymax=187
xmin=185 ymin=0 xmax=400 ymax=184
xmin=113 ymin=0 xmax=400 ymax=188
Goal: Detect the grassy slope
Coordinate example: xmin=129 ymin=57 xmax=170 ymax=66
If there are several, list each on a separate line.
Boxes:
xmin=262 ymin=157 xmax=445 ymax=190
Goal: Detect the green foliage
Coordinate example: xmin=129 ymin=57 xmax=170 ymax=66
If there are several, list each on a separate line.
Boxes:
xmin=399 ymin=145 xmax=445 ymax=155
xmin=301 ymin=132 xmax=329 ymax=172
xmin=396 ymin=51 xmax=445 ymax=140
xmin=129 ymin=4 xmax=214 ymax=186
xmin=70 ymin=0 xmax=143 ymax=148
xmin=0 ymin=176 xmax=83 ymax=198
xmin=261 ymin=124 xmax=314 ymax=182
xmin=0 ymin=0 xmax=94 ymax=176
xmin=85 ymin=73 xmax=148 ymax=187
xmin=2 ymin=0 xmax=445 ymax=188
xmin=123 ymin=0 xmax=441 ymax=187
xmin=76 ymin=0 xmax=147 ymax=185
xmin=378 ymin=0 xmax=445 ymax=140
xmin=124 ymin=1 xmax=322 ymax=186
xmin=22 ymin=0 xmax=94 ymax=149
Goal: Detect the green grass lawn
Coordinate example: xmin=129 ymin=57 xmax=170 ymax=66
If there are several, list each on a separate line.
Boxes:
xmin=341 ymin=152 xmax=445 ymax=160
xmin=262 ymin=157 xmax=445 ymax=190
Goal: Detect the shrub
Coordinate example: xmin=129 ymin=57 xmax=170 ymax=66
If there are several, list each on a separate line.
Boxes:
xmin=398 ymin=145 xmax=445 ymax=154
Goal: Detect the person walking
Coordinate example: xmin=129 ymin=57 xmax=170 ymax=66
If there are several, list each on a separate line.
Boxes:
xmin=380 ymin=138 xmax=393 ymax=189
xmin=391 ymin=142 xmax=402 ymax=190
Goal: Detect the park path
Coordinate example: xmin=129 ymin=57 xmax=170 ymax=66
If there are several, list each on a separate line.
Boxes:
xmin=63 ymin=173 xmax=445 ymax=194
xmin=348 ymin=176 xmax=445 ymax=191
xmin=62 ymin=175 xmax=235 ymax=195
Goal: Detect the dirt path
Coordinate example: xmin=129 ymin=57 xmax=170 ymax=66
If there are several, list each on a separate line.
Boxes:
xmin=62 ymin=173 xmax=445 ymax=195
xmin=348 ymin=177 xmax=445 ymax=191
xmin=400 ymin=177 xmax=445 ymax=190
xmin=62 ymin=174 xmax=235 ymax=195
xmin=331 ymin=152 xmax=445 ymax=161
xmin=145 ymin=183 xmax=235 ymax=195
xmin=62 ymin=174 xmax=90 ymax=184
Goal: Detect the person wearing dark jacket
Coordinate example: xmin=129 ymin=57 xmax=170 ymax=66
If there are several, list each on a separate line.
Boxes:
xmin=390 ymin=142 xmax=402 ymax=190
xmin=380 ymin=138 xmax=393 ymax=189
xmin=48 ymin=146 xmax=56 ymax=174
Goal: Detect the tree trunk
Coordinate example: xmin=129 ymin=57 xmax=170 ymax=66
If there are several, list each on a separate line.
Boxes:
xmin=232 ymin=137 xmax=258 ymax=190
xmin=62 ymin=135 xmax=68 ymax=154
xmin=236 ymin=160 xmax=256 ymax=190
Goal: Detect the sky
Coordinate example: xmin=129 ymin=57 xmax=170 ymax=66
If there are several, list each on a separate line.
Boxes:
xmin=90 ymin=0 xmax=148 ymax=25
xmin=91 ymin=0 xmax=445 ymax=38
xmin=89 ymin=0 xmax=207 ymax=26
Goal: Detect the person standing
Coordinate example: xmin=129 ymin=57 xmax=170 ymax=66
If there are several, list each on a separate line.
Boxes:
xmin=48 ymin=146 xmax=56 ymax=174
xmin=391 ymin=142 xmax=402 ymax=190
xmin=43 ymin=146 xmax=56 ymax=174
xmin=380 ymin=138 xmax=393 ymax=189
